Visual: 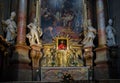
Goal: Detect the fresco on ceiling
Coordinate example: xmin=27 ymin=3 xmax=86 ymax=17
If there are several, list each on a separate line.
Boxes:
xmin=41 ymin=0 xmax=84 ymax=43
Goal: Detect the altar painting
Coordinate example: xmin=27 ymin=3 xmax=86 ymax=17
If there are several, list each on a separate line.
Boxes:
xmin=41 ymin=0 xmax=84 ymax=43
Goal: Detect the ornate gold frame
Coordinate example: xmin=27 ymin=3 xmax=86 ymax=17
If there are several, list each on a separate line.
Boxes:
xmin=56 ymin=37 xmax=68 ymax=50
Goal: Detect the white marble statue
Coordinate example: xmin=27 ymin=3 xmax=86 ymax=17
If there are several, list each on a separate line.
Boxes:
xmin=26 ymin=32 xmax=35 ymax=45
xmin=106 ymin=19 xmax=116 ymax=46
xmin=2 ymin=11 xmax=17 ymax=44
xmin=82 ymin=19 xmax=96 ymax=47
xmin=27 ymin=18 xmax=42 ymax=45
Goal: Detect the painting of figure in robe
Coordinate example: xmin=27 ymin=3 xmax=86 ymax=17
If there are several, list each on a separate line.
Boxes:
xmin=58 ymin=39 xmax=67 ymax=50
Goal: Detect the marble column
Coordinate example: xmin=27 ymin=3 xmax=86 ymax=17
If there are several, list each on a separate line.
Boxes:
xmin=96 ymin=0 xmax=106 ymax=46
xmin=95 ymin=0 xmax=109 ymax=79
xmin=17 ymin=0 xmax=27 ymax=45
xmin=14 ymin=0 xmax=30 ymax=63
xmin=11 ymin=0 xmax=32 ymax=81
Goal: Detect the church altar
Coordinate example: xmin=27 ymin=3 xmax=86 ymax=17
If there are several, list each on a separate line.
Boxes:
xmin=40 ymin=32 xmax=90 ymax=82
xmin=41 ymin=67 xmax=89 ymax=82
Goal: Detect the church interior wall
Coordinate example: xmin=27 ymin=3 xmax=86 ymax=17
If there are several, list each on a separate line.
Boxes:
xmin=108 ymin=0 xmax=120 ymax=79
xmin=0 ymin=0 xmax=120 ymax=81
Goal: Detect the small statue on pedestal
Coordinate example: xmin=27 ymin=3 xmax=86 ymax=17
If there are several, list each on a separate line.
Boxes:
xmin=82 ymin=19 xmax=96 ymax=47
xmin=26 ymin=18 xmax=43 ymax=46
xmin=82 ymin=19 xmax=96 ymax=66
xmin=2 ymin=11 xmax=17 ymax=44
xmin=106 ymin=19 xmax=116 ymax=46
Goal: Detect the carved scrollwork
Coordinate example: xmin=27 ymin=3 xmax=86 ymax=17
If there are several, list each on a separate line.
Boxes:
xmin=41 ymin=36 xmax=84 ymax=67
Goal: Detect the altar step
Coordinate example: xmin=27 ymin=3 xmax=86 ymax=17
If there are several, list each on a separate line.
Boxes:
xmin=2 ymin=80 xmax=120 ymax=83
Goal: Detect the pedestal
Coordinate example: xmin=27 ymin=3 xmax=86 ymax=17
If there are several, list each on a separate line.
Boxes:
xmin=10 ymin=44 xmax=32 ymax=81
xmin=83 ymin=46 xmax=93 ymax=66
xmin=12 ymin=44 xmax=31 ymax=63
xmin=95 ymin=46 xmax=108 ymax=64
xmin=30 ymin=44 xmax=42 ymax=81
xmin=30 ymin=44 xmax=42 ymax=69
xmin=108 ymin=46 xmax=118 ymax=78
xmin=108 ymin=46 xmax=118 ymax=58
xmin=94 ymin=46 xmax=109 ymax=79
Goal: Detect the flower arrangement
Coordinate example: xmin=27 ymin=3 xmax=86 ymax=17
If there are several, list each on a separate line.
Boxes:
xmin=61 ymin=72 xmax=74 ymax=83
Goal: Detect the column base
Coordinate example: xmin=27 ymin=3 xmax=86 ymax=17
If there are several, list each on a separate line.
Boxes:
xmin=8 ymin=44 xmax=32 ymax=81
xmin=94 ymin=45 xmax=109 ymax=79
xmin=7 ymin=63 xmax=32 ymax=81
xmin=94 ymin=63 xmax=109 ymax=79
xmin=12 ymin=44 xmax=31 ymax=63
xmin=108 ymin=46 xmax=118 ymax=58
xmin=95 ymin=45 xmax=108 ymax=64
